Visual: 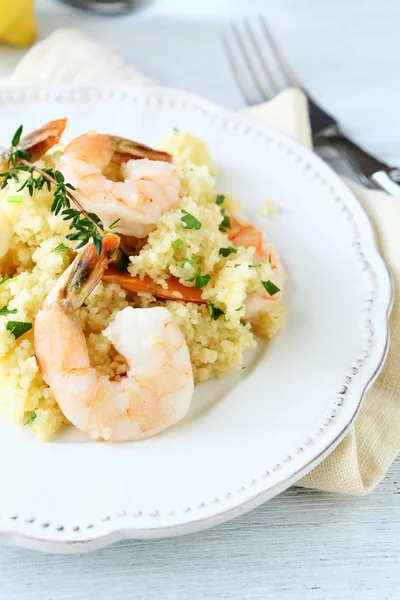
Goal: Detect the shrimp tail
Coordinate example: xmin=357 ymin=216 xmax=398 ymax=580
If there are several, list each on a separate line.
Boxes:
xmin=19 ymin=118 xmax=68 ymax=162
xmin=0 ymin=118 xmax=68 ymax=179
xmin=111 ymin=136 xmax=173 ymax=165
xmin=46 ymin=233 xmax=120 ymax=310
xmin=102 ymin=265 xmax=206 ymax=304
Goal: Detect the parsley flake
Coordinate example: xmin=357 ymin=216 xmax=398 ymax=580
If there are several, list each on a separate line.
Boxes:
xmin=176 ymin=257 xmax=199 ymax=268
xmin=109 ymin=218 xmax=120 ymax=230
xmin=219 ymin=214 xmax=231 ymax=232
xmin=181 ymin=210 xmax=202 ymax=230
xmin=207 ymin=301 xmax=224 ymax=321
xmin=236 ymin=305 xmax=244 ymax=311
xmin=24 ymin=412 xmax=36 ymax=426
xmin=249 ymin=263 xmax=262 ymax=268
xmin=0 ymin=306 xmax=17 ymax=316
xmin=6 ymin=195 xmax=23 ymax=203
xmin=6 ymin=320 xmax=32 ymax=339
xmin=53 ymin=243 xmax=68 ymax=253
xmin=219 ymin=246 xmax=238 ymax=258
xmin=0 ymin=275 xmax=9 ymax=286
xmin=216 ymin=194 xmax=225 ymax=206
xmin=172 ymin=238 xmax=183 ymax=248
xmin=261 ymin=280 xmax=281 ymax=296
xmin=268 ymin=254 xmax=272 ymax=264
xmin=187 ymin=267 xmax=211 ymax=290
xmin=173 ymin=127 xmax=179 ymax=133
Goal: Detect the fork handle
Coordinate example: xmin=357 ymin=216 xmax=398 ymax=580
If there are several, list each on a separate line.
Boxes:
xmin=318 ymin=132 xmax=400 ymax=196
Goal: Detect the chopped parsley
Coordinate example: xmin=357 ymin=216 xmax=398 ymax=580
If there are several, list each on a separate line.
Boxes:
xmin=109 ymin=218 xmax=120 ymax=230
xmin=176 ymin=257 xmax=199 ymax=268
xmin=149 ymin=198 xmax=153 ymax=203
xmin=249 ymin=263 xmax=262 ymax=268
xmin=216 ymin=194 xmax=225 ymax=206
xmin=219 ymin=246 xmax=238 ymax=258
xmin=53 ymin=243 xmax=68 ymax=253
xmin=173 ymin=127 xmax=179 ymax=132
xmin=187 ymin=267 xmax=211 ymax=290
xmin=236 ymin=305 xmax=244 ymax=311
xmin=181 ymin=210 xmax=202 ymax=230
xmin=6 ymin=321 xmax=32 ymax=339
xmin=240 ymin=319 xmax=247 ymax=326
xmin=116 ymin=247 xmax=130 ymax=273
xmin=261 ymin=280 xmax=281 ymax=296
xmin=268 ymin=254 xmax=272 ymax=264
xmin=24 ymin=412 xmax=36 ymax=426
xmin=207 ymin=301 xmax=224 ymax=321
xmin=6 ymin=195 xmax=23 ymax=203
xmin=0 ymin=275 xmax=9 ymax=286
xmin=219 ymin=214 xmax=231 ymax=232
xmin=0 ymin=306 xmax=17 ymax=316
xmin=172 ymin=238 xmax=183 ymax=248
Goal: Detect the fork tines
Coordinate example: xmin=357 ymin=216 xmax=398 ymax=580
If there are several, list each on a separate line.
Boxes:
xmin=224 ymin=15 xmax=299 ymax=105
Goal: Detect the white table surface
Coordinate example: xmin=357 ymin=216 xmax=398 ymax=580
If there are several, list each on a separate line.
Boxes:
xmin=0 ymin=1 xmax=399 ymax=598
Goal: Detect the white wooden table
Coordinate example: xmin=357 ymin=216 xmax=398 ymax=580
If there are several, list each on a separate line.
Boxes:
xmin=0 ymin=1 xmax=399 ymax=598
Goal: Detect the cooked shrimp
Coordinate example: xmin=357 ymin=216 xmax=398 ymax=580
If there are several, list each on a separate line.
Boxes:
xmin=0 ymin=118 xmax=67 ymax=261
xmin=228 ymin=215 xmax=284 ymax=319
xmin=102 ymin=214 xmax=284 ymax=321
xmin=0 ymin=118 xmax=67 ymax=178
xmin=103 ymin=266 xmax=206 ymax=304
xmin=34 ymin=233 xmax=194 ymax=442
xmin=59 ymin=133 xmax=181 ymax=238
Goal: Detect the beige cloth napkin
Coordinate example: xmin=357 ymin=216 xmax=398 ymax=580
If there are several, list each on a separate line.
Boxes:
xmin=5 ymin=28 xmax=399 ymax=495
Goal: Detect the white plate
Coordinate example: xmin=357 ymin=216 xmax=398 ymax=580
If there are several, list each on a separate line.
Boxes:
xmin=0 ymin=84 xmax=392 ymax=553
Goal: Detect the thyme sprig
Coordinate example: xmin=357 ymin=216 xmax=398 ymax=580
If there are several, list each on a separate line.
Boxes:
xmin=0 ymin=125 xmax=105 ymax=254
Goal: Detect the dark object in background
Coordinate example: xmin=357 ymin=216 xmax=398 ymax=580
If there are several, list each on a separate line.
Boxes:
xmin=59 ymin=0 xmax=134 ymax=14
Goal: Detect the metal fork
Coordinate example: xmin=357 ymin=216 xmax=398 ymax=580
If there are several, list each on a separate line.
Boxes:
xmin=224 ymin=16 xmax=400 ymax=197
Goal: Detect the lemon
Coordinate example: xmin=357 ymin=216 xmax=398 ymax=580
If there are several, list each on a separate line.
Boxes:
xmin=0 ymin=0 xmax=37 ymax=46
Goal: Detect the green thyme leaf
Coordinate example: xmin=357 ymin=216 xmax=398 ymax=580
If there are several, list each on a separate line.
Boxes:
xmin=172 ymin=238 xmax=183 ymax=248
xmin=53 ymin=243 xmax=68 ymax=253
xmin=187 ymin=267 xmax=211 ymax=290
xmin=216 ymin=194 xmax=225 ymax=206
xmin=176 ymin=257 xmax=199 ymax=268
xmin=219 ymin=246 xmax=238 ymax=257
xmin=261 ymin=280 xmax=281 ymax=296
xmin=181 ymin=209 xmax=202 ymax=231
xmin=54 ymin=170 xmax=65 ymax=184
xmin=207 ymin=301 xmax=224 ymax=321
xmin=11 ymin=125 xmax=23 ymax=147
xmin=23 ymin=411 xmax=37 ymax=426
xmin=6 ymin=321 xmax=32 ymax=339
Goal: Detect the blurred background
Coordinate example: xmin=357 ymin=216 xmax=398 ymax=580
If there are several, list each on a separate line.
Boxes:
xmin=1 ymin=0 xmax=399 ymax=173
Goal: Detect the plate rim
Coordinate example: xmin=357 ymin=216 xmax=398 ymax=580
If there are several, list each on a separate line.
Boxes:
xmin=0 ymin=82 xmax=393 ymax=552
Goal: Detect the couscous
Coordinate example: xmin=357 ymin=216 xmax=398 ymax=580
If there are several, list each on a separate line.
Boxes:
xmin=0 ymin=121 xmax=286 ymax=441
